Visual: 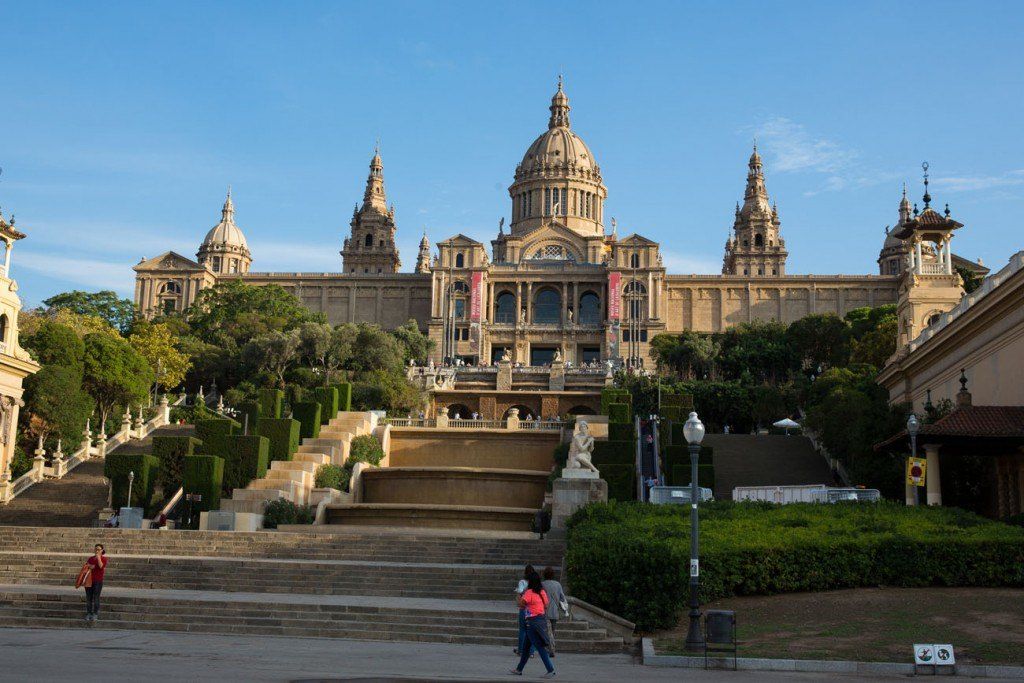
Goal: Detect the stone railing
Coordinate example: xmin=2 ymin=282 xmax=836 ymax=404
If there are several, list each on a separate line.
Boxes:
xmin=0 ymin=395 xmax=182 ymax=505
xmin=385 ymin=418 xmax=436 ymax=428
xmin=384 ymin=416 xmax=566 ymax=431
xmin=448 ymin=419 xmax=506 ymax=429
xmin=918 ymin=262 xmax=947 ymax=275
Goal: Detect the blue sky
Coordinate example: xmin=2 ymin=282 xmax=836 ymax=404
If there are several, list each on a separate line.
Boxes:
xmin=1 ymin=1 xmax=1022 ymax=305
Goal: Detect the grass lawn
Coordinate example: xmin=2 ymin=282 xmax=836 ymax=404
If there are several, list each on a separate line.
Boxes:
xmin=655 ymin=587 xmax=1024 ymax=665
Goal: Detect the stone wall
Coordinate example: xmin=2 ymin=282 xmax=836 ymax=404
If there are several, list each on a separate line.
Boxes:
xmin=388 ymin=429 xmax=560 ymax=471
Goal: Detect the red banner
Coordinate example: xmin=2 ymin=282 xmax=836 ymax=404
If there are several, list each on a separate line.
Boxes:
xmin=470 ymin=271 xmax=483 ymax=322
xmin=608 ymin=271 xmax=621 ymax=321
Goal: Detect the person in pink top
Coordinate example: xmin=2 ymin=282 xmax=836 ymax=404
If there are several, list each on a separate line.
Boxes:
xmin=84 ymin=544 xmax=108 ymax=622
xmin=509 ymin=569 xmax=555 ymax=677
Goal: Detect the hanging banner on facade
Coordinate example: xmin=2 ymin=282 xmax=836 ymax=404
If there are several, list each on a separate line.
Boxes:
xmin=470 ymin=271 xmax=483 ymax=322
xmin=608 ymin=272 xmax=621 ymax=321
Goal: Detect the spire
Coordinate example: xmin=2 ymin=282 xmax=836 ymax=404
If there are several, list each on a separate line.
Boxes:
xmin=362 ymin=146 xmax=388 ymax=212
xmin=921 ymin=161 xmax=931 ymax=209
xmin=548 ymin=76 xmax=571 ymax=129
xmin=739 ymin=144 xmax=771 ymax=218
xmin=898 ymin=182 xmax=912 ymax=223
xmin=221 ymin=186 xmax=235 ymax=224
xmin=415 ymin=230 xmax=431 ymax=274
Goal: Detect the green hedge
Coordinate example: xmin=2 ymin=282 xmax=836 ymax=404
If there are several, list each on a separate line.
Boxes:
xmin=601 ymin=388 xmax=631 ymax=414
xmin=664 ymin=444 xmax=714 ymax=468
xmin=334 ymin=382 xmax=352 ymax=412
xmin=313 ymin=386 xmax=339 ymax=425
xmin=195 ymin=417 xmax=240 ymax=443
xmin=671 ymin=463 xmax=716 ymax=490
xmin=237 ymin=400 xmax=260 ymax=433
xmin=607 ymin=402 xmax=632 ymax=425
xmin=292 ymin=401 xmax=322 ymax=440
xmin=348 ymin=434 xmax=384 ymax=466
xmin=566 ymin=501 xmax=1024 ymax=631
xmin=259 ymin=388 xmax=284 ymax=420
xmin=661 ymin=393 xmax=693 ymax=409
xmin=224 ymin=435 xmax=269 ymax=489
xmin=104 ymin=453 xmax=160 ymax=512
xmin=183 ymin=454 xmax=224 ymax=512
xmin=262 ymin=499 xmax=313 ymax=528
xmin=593 ymin=440 xmax=635 ymax=465
xmin=315 ymin=463 xmax=347 ymax=490
xmin=256 ymin=418 xmax=300 ymax=462
xmin=601 ymin=464 xmax=636 ymax=502
xmin=608 ymin=422 xmax=635 ymax=441
xmin=151 ymin=435 xmax=201 ymax=492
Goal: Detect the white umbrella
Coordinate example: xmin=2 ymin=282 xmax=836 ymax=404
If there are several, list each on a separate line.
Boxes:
xmin=773 ymin=418 xmax=801 ymax=435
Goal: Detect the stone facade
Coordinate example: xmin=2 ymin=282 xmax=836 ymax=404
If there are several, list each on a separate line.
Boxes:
xmin=134 ymin=80 xmax=926 ymax=364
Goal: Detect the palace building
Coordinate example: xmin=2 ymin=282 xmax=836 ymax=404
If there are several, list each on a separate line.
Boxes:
xmin=134 ymin=80 xmax=986 ymax=367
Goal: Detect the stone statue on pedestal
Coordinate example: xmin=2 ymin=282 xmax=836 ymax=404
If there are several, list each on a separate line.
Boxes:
xmin=566 ymin=421 xmax=598 ymax=475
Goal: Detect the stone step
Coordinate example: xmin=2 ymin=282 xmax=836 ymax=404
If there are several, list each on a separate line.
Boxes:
xmin=294 ymin=452 xmax=331 ymax=466
xmin=270 ymin=460 xmax=321 ymax=475
xmin=327 ymin=503 xmax=539 ymax=533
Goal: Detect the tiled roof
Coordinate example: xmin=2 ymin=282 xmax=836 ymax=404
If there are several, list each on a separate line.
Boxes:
xmin=875 ymin=405 xmax=1024 ymax=450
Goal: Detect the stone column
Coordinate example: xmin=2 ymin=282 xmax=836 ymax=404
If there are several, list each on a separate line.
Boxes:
xmin=924 ymin=443 xmax=942 ymax=505
xmin=32 ymin=437 xmax=46 ymax=482
xmin=159 ymin=395 xmax=170 ymax=424
xmin=0 ymin=464 xmax=12 ymax=503
xmin=52 ymin=440 xmax=68 ymax=478
xmin=915 ymin=240 xmax=923 ymax=274
xmin=81 ymin=420 xmax=93 ymax=459
xmin=505 ymin=407 xmax=520 ymax=430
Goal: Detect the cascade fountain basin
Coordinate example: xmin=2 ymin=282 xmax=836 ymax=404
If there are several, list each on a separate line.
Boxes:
xmin=360 ymin=466 xmax=549 ymax=509
xmin=388 ymin=429 xmax=559 ymax=471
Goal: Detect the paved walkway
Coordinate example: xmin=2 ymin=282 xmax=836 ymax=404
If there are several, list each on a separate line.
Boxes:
xmin=0 ymin=627 xmax=927 ymax=682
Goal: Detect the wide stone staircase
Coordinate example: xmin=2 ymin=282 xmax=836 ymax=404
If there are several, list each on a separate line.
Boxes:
xmin=703 ymin=433 xmax=835 ymax=499
xmin=326 ymin=429 xmax=559 ymax=532
xmin=0 ymin=526 xmax=630 ymax=652
xmin=222 ymin=411 xmax=376 ymax=513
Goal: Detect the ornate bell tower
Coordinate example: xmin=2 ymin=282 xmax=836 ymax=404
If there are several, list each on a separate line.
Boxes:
xmin=341 ymin=147 xmax=401 ymax=274
xmin=722 ymin=145 xmax=788 ymax=276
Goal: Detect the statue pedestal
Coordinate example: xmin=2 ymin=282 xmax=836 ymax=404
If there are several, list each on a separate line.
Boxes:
xmin=552 ymin=475 xmax=607 ymax=529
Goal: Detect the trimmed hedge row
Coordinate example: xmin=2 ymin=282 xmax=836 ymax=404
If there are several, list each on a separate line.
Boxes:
xmin=566 ymin=501 xmax=1024 ymax=631
xmin=259 ymin=388 xmax=283 ymax=420
xmin=183 ymin=454 xmax=224 ymax=512
xmin=671 ymin=463 xmax=716 ymax=490
xmin=593 ymin=440 xmax=634 ymax=465
xmin=313 ymin=386 xmax=338 ymax=426
xmin=105 ymin=453 xmax=160 ymax=512
xmin=608 ymin=422 xmax=635 ymax=442
xmin=292 ymin=401 xmax=322 ymax=440
xmin=257 ymin=418 xmax=300 ymax=462
xmin=151 ymin=435 xmax=201 ymax=492
xmin=224 ymin=435 xmax=269 ymax=489
xmin=607 ymin=402 xmax=632 ymax=425
xmin=600 ymin=388 xmax=631 ymax=415
xmin=601 ymin=464 xmax=636 ymax=502
xmin=335 ymin=382 xmax=352 ymax=412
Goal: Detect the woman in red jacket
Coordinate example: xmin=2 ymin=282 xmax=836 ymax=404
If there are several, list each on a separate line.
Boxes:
xmin=83 ymin=544 xmax=108 ymax=622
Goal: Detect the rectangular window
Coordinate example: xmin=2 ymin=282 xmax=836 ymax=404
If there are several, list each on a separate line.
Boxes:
xmin=527 ymin=191 xmax=533 ymax=216
xmin=544 ymin=188 xmax=551 ymax=214
xmin=454 ymin=300 xmax=466 ymax=319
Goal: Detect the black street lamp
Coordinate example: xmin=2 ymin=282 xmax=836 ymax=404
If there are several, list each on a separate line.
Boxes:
xmin=682 ymin=410 xmax=706 ymax=650
xmin=907 ymin=413 xmax=920 ymax=506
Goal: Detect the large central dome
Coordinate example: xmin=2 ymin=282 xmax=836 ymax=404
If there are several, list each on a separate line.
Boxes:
xmin=508 ymin=80 xmax=607 ymax=237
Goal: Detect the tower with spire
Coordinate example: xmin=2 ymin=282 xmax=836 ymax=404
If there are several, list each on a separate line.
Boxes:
xmin=722 ymin=145 xmax=787 ymax=276
xmin=341 ymin=147 xmax=401 ymax=274
xmin=197 ymin=188 xmax=252 ymax=275
xmin=415 ymin=231 xmax=431 ymax=274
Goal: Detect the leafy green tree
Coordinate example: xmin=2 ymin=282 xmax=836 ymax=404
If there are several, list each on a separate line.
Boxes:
xmin=785 ymin=313 xmax=851 ymax=371
xmin=343 ymin=324 xmax=406 ymax=376
xmin=392 ymin=319 xmax=433 ymax=364
xmin=22 ymin=365 xmax=95 ymax=449
xmin=845 ymin=304 xmax=897 ymax=341
xmin=241 ymin=329 xmax=301 ymax=388
xmin=650 ymin=331 xmax=718 ymax=379
xmin=187 ymin=281 xmax=323 ymax=348
xmin=43 ymin=290 xmax=137 ymax=334
xmin=955 ymin=265 xmax=982 ymax=294
xmin=298 ymin=322 xmax=352 ymax=385
xmin=21 ymin=321 xmax=85 ymax=370
xmin=82 ymin=333 xmax=153 ymax=428
xmin=850 ymin=316 xmax=898 ymax=368
xmin=718 ymin=320 xmax=795 ymax=383
xmin=128 ymin=320 xmax=191 ymax=390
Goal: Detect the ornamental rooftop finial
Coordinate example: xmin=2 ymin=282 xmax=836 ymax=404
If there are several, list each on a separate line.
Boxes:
xmin=548 ymin=76 xmax=570 ymax=129
xmin=922 ymin=161 xmax=931 ymax=208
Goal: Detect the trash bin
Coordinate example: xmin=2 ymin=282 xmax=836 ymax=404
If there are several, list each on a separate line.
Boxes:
xmin=704 ymin=609 xmax=737 ymax=670
xmin=118 ymin=507 xmax=145 ymax=529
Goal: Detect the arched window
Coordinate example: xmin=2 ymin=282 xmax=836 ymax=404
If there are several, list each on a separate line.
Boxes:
xmin=364 ymin=233 xmax=373 ymax=247
xmin=755 ymin=234 xmax=764 ymax=247
xmin=630 ymin=253 xmax=640 ymax=269
xmin=455 ymin=253 xmax=465 ymax=268
xmin=533 ymin=288 xmax=561 ymax=324
xmin=742 ymin=239 xmax=749 ymax=247
xmin=159 ymin=281 xmax=182 ymax=294
xmin=769 ymin=239 xmax=774 ymax=247
xmin=578 ymin=291 xmax=601 ymax=325
xmin=211 ymin=256 xmax=221 ymax=271
xmin=495 ymin=292 xmax=516 ymax=323
xmin=624 ymin=281 xmax=647 ymax=321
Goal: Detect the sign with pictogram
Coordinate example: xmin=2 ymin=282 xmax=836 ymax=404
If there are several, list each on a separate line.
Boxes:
xmin=906 ymin=457 xmax=927 ymax=487
xmin=914 ymin=643 xmax=955 ymax=667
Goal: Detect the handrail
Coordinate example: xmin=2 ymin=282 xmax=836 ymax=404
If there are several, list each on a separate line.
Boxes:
xmin=153 ymin=486 xmax=184 ymax=523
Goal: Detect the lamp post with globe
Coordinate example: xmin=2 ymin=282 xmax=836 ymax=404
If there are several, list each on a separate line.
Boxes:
xmin=683 ymin=411 xmax=706 ymax=650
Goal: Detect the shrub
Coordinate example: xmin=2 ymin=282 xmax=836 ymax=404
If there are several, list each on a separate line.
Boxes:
xmin=315 ymin=464 xmax=347 ymax=490
xmin=608 ymin=422 xmax=635 ymax=441
xmin=661 ymin=393 xmax=693 ymax=409
xmin=313 ymin=386 xmax=339 ymax=425
xmin=600 ymin=388 xmax=631 ymax=414
xmin=224 ymin=435 xmax=269 ymax=489
xmin=151 ymin=435 xmax=201 ymax=491
xmin=292 ymin=401 xmax=322 ymax=440
xmin=565 ymin=501 xmax=1024 ymax=631
xmin=593 ymin=440 xmax=635 ymax=465
xmin=348 ymin=434 xmax=384 ymax=466
xmin=334 ymin=382 xmax=352 ymax=412
xmin=607 ymin=402 xmax=632 ymax=424
xmin=104 ymin=453 xmax=160 ymax=512
xmin=183 ymin=454 xmax=224 ymax=512
xmin=672 ymin=463 xmax=716 ymax=490
xmin=195 ymin=417 xmax=240 ymax=443
xmin=262 ymin=499 xmax=314 ymax=528
xmin=601 ymin=464 xmax=636 ymax=502
xmin=236 ymin=400 xmax=260 ymax=433
xmin=258 ymin=388 xmax=284 ymax=420
xmin=169 ymin=402 xmax=215 ymax=425
xmin=256 ymin=418 xmax=300 ymax=462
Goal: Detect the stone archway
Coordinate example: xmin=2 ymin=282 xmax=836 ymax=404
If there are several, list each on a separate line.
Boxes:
xmin=447 ymin=404 xmax=471 ymax=419
xmin=504 ymin=404 xmax=536 ymax=420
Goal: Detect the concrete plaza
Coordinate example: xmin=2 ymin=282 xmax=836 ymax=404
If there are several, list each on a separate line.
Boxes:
xmin=0 ymin=627 xmax=965 ymax=683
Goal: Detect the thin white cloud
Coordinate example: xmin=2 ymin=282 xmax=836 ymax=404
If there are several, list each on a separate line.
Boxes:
xmin=16 ymin=251 xmax=135 ymax=294
xmin=661 ymin=250 xmax=720 ymax=275
xmin=931 ymin=170 xmax=1024 ymax=192
xmin=754 ymin=118 xmax=857 ymax=175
